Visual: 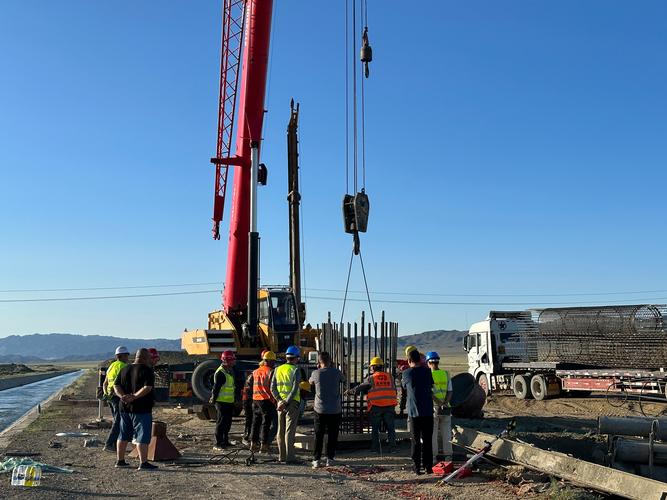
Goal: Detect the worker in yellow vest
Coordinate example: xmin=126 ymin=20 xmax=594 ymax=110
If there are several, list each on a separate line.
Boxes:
xmin=347 ymin=357 xmax=397 ymax=453
xmin=250 ymin=350 xmax=277 ymax=454
xmin=270 ymin=345 xmax=302 ymax=463
xmin=210 ymin=350 xmax=236 ymax=450
xmin=102 ymin=346 xmax=130 ymax=452
xmin=425 ymin=351 xmax=453 ymax=460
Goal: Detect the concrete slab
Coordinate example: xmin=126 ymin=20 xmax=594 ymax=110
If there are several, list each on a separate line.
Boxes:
xmin=294 ymin=431 xmax=412 ymax=451
xmin=452 ymin=425 xmax=667 ymax=500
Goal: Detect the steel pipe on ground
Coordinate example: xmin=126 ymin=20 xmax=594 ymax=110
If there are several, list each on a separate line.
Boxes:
xmin=613 ymin=438 xmax=667 ymax=465
xmin=599 ymin=416 xmax=667 ymax=440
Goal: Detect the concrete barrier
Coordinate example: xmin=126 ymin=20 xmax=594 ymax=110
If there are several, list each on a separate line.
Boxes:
xmin=0 ymin=370 xmax=77 ymax=391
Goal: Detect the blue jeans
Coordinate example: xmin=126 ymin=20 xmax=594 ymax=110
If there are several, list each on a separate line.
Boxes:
xmin=119 ymin=412 xmax=153 ymax=445
xmin=369 ymin=406 xmax=396 ymax=451
xmin=105 ymin=396 xmax=120 ymax=448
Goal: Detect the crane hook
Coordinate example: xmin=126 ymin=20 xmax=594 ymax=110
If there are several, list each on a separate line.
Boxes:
xmin=360 ymin=27 xmax=372 ymax=79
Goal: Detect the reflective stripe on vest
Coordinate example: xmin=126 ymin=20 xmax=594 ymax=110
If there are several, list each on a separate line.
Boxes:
xmin=252 ymin=365 xmax=273 ymax=401
xmin=367 ymin=371 xmax=397 ymax=409
xmin=432 ymin=369 xmax=449 ymax=403
xmin=215 ymin=365 xmax=235 ymax=403
xmin=275 ymin=363 xmax=300 ymax=403
xmin=105 ymin=360 xmax=127 ymax=396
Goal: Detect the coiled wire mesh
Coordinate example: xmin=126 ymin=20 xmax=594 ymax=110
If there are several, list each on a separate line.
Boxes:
xmin=513 ymin=305 xmax=667 ymax=369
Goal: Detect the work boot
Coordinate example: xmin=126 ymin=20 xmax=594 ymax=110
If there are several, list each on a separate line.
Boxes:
xmin=250 ymin=441 xmax=260 ymax=452
xmin=137 ymin=461 xmax=158 ymax=471
xmin=242 ymin=437 xmax=250 ymax=447
xmin=115 ymin=460 xmax=130 ymax=468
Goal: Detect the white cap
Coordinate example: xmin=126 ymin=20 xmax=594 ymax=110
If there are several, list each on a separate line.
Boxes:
xmin=115 ymin=346 xmax=129 ymax=355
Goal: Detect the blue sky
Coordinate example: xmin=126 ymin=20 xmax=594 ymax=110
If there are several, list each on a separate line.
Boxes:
xmin=1 ymin=1 xmax=666 ymax=339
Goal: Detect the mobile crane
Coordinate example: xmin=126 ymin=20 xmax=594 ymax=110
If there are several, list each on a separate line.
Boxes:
xmin=180 ymin=0 xmax=316 ymax=401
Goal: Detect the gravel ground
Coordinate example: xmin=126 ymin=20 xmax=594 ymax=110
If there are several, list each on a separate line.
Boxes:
xmin=0 ymin=371 xmax=606 ymax=499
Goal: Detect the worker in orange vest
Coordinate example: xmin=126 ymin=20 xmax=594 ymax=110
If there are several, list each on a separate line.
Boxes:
xmin=347 ymin=357 xmax=397 ymax=453
xmin=250 ymin=350 xmax=277 ymax=454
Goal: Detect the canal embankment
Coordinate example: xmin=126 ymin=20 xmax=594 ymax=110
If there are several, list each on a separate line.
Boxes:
xmin=0 ymin=370 xmax=86 ymax=447
xmin=0 ymin=370 xmax=78 ymax=391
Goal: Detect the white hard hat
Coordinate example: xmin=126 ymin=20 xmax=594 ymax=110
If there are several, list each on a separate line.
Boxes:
xmin=115 ymin=346 xmax=129 ymax=355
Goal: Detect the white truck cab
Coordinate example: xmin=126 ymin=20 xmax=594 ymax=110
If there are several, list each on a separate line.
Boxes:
xmin=463 ymin=311 xmax=531 ymax=393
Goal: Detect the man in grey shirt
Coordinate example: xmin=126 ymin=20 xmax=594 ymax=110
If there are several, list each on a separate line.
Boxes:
xmin=309 ymin=352 xmax=345 ymax=468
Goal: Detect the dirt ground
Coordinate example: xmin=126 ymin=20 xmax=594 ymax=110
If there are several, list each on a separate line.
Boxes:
xmin=0 ymin=371 xmax=617 ymax=499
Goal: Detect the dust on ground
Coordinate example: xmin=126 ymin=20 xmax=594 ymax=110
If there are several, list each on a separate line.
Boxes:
xmin=0 ymin=371 xmax=605 ymax=500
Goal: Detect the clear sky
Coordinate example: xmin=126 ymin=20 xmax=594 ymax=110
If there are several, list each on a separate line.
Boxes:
xmin=1 ymin=1 xmax=666 ymax=340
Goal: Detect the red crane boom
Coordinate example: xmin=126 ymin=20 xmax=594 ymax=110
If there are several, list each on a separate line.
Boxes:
xmin=210 ymin=0 xmax=274 ymax=320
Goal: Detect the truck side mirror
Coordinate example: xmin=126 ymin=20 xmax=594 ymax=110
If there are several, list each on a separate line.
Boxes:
xmin=463 ymin=336 xmax=469 ymax=352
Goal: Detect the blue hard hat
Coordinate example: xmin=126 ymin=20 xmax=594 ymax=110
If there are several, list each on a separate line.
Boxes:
xmin=285 ymin=345 xmax=300 ymax=357
xmin=425 ymin=351 xmax=440 ymax=362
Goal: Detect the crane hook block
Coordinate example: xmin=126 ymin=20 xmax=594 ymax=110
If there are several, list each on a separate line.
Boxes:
xmin=360 ymin=27 xmax=372 ymax=78
xmin=342 ymin=191 xmax=370 ymax=234
xmin=258 ymin=163 xmax=268 ymax=186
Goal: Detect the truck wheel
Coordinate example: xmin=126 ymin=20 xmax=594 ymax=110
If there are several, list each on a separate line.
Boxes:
xmin=192 ymin=359 xmax=219 ymax=403
xmin=477 ymin=374 xmax=490 ymax=395
xmin=530 ymin=374 xmax=548 ymax=401
xmin=513 ymin=374 xmax=532 ymax=400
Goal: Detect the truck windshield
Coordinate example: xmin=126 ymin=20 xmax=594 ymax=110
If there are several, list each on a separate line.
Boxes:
xmin=270 ymin=292 xmax=298 ymax=331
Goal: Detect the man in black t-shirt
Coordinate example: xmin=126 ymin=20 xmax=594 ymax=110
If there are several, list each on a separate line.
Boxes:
xmin=402 ymin=349 xmax=435 ymax=475
xmin=113 ymin=348 xmax=157 ymax=471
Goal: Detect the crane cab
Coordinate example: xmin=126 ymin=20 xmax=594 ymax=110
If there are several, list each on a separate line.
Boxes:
xmin=258 ymin=287 xmax=299 ymax=353
xmin=181 ymin=286 xmax=315 ymax=359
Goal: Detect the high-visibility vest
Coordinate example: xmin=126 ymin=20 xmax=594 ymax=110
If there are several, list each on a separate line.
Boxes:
xmin=104 ymin=360 xmax=127 ymax=396
xmin=215 ymin=365 xmax=235 ymax=403
xmin=252 ymin=365 xmax=273 ymax=401
xmin=274 ymin=363 xmax=301 ymax=403
xmin=432 ymin=369 xmax=450 ymax=404
xmin=367 ymin=371 xmax=397 ymax=410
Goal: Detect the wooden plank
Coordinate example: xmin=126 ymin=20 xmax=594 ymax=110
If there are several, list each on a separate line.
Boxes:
xmin=452 ymin=425 xmax=667 ymax=500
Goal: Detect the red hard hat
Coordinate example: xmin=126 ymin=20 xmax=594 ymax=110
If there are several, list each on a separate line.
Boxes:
xmin=220 ymin=350 xmax=236 ymax=361
xmin=148 ymin=348 xmax=160 ymax=362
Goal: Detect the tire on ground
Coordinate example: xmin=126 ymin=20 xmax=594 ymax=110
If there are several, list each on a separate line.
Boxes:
xmin=192 ymin=359 xmax=220 ymax=403
xmin=530 ymin=374 xmax=548 ymax=401
xmin=513 ymin=374 xmax=532 ymax=400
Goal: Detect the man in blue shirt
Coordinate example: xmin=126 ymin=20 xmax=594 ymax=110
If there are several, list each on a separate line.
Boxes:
xmin=401 ymin=349 xmax=434 ymax=475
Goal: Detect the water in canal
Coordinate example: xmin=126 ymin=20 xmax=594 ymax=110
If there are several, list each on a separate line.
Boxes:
xmin=0 ymin=371 xmax=84 ymax=432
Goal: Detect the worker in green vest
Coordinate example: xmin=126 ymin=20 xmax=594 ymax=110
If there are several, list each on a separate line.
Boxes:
xmin=425 ymin=351 xmax=453 ymax=460
xmin=210 ymin=350 xmax=237 ymax=450
xmin=102 ymin=346 xmax=130 ymax=452
xmin=270 ymin=345 xmax=302 ymax=463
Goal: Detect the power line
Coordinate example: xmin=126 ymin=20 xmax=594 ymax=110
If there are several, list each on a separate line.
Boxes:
xmin=1 ymin=288 xmax=664 ymax=307
xmin=305 ymin=287 xmax=667 ymax=298
xmin=307 ymin=295 xmax=667 ymax=307
xmin=0 ymin=289 xmax=221 ymax=303
xmin=0 ymin=282 xmax=223 ymax=293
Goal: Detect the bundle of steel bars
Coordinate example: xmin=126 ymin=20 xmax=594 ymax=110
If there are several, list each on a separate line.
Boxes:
xmin=318 ymin=311 xmax=398 ymax=434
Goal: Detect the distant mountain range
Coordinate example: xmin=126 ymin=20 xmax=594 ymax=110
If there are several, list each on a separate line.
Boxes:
xmin=397 ymin=330 xmax=467 ymax=356
xmin=0 ymin=330 xmax=467 ymax=363
xmin=0 ymin=334 xmax=181 ymax=363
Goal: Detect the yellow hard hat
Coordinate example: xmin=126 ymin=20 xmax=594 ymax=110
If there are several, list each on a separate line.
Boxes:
xmin=370 ymin=356 xmax=384 ymax=367
xmin=262 ymin=350 xmax=276 ymax=361
xmin=405 ymin=345 xmax=417 ymax=357
xmin=299 ymin=381 xmax=311 ymax=392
